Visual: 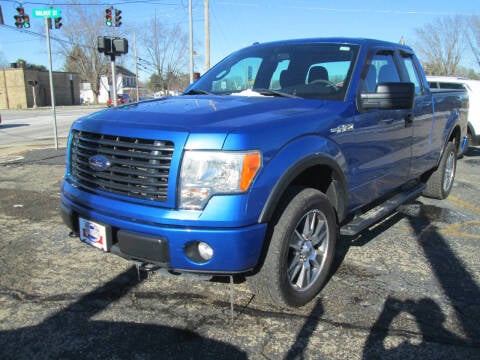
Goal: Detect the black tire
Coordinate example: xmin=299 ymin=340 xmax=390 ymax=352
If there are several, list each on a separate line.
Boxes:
xmin=466 ymin=129 xmax=472 ymax=149
xmin=248 ymin=187 xmax=337 ymax=307
xmin=423 ymin=141 xmax=457 ymax=199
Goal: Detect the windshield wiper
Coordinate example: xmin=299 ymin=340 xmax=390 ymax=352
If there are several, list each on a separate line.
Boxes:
xmin=253 ymin=88 xmax=300 ymax=98
xmin=182 ymin=89 xmax=212 ymax=95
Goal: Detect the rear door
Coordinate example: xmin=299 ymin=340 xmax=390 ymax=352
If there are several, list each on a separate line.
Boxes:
xmin=398 ymin=51 xmax=436 ymax=179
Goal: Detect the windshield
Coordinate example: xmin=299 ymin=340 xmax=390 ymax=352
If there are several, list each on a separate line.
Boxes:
xmin=187 ymin=42 xmax=359 ymax=101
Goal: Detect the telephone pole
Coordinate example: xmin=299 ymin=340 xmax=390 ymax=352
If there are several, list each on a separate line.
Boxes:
xmin=189 ymin=0 xmax=194 ymax=83
xmin=204 ymin=0 xmax=210 ymax=72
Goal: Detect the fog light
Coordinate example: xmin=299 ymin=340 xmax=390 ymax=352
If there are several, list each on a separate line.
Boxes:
xmin=197 ymin=242 xmax=213 ymax=261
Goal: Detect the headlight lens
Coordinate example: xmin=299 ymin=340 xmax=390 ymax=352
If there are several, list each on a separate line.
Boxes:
xmin=179 ymin=150 xmax=261 ymax=210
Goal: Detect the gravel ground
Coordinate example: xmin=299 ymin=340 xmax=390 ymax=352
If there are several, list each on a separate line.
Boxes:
xmin=0 ymin=147 xmax=479 ymax=359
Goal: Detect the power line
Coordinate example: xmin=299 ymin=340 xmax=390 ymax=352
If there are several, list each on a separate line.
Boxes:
xmin=215 ymin=1 xmax=477 ymax=17
xmin=2 ymin=0 xmax=179 ymax=6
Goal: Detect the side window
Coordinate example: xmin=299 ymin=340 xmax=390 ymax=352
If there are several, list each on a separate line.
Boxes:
xmin=400 ymin=54 xmax=423 ymax=95
xmin=429 ymin=82 xmax=438 ymax=89
xmin=360 ymin=52 xmax=400 ymax=92
xmin=270 ymin=59 xmax=290 ymax=90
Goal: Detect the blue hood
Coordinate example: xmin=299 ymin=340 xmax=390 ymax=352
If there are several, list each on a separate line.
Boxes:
xmin=76 ymin=95 xmax=327 ymax=132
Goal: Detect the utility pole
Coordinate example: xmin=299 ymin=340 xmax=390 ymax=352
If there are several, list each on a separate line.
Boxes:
xmin=45 ymin=17 xmax=58 ymax=149
xmin=134 ymin=32 xmax=139 ymax=102
xmin=204 ymin=0 xmax=210 ymax=72
xmin=111 ymin=52 xmax=117 ymax=107
xmin=189 ymin=0 xmax=194 ymax=83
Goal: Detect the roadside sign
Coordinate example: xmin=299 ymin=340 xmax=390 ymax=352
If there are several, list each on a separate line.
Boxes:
xmin=32 ymin=8 xmax=61 ymax=18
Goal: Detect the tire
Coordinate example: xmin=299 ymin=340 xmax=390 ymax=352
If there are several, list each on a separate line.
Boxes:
xmin=423 ymin=141 xmax=457 ymax=199
xmin=249 ymin=187 xmax=337 ymax=307
xmin=466 ymin=129 xmax=472 ymax=149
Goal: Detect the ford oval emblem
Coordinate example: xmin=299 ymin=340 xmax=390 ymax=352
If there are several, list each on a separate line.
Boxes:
xmin=88 ymin=155 xmax=111 ymax=171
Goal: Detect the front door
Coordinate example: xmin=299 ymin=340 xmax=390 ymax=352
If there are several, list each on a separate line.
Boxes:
xmin=346 ymin=50 xmax=414 ymax=208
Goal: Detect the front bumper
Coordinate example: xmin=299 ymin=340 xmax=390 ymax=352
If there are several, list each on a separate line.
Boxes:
xmin=61 ymin=193 xmax=268 ymax=274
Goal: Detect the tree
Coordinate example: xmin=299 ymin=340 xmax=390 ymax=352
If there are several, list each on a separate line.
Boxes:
xmin=57 ymin=1 xmax=119 ymax=103
xmin=13 ymin=59 xmax=47 ymax=71
xmin=146 ymin=73 xmax=163 ymax=93
xmin=65 ymin=46 xmax=92 ymax=77
xmin=413 ymin=16 xmax=467 ymax=76
xmin=141 ymin=15 xmax=189 ymax=93
xmin=466 ymin=15 xmax=480 ymax=70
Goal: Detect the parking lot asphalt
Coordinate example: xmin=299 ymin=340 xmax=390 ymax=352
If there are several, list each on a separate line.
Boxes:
xmin=0 ymin=147 xmax=479 ymax=359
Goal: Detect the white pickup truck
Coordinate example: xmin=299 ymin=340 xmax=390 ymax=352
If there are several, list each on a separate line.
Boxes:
xmin=427 ymin=76 xmax=480 ymax=147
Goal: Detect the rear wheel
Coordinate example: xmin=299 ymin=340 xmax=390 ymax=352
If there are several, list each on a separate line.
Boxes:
xmin=249 ymin=187 xmax=337 ymax=307
xmin=466 ymin=128 xmax=472 ymax=149
xmin=423 ymin=141 xmax=457 ymax=199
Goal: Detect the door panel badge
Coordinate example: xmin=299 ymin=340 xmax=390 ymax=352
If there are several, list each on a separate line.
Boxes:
xmin=330 ymin=123 xmax=354 ymax=134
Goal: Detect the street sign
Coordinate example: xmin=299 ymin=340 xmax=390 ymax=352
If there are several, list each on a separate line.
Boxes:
xmin=32 ymin=8 xmax=61 ymax=19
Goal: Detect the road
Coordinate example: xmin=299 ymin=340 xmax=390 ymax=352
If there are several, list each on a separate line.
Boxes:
xmin=0 ymin=144 xmax=479 ymax=358
xmin=0 ymin=107 xmax=102 ymax=155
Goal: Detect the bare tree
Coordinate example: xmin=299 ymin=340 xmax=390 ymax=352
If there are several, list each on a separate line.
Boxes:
xmin=413 ymin=16 xmax=467 ymax=76
xmin=142 ymin=15 xmax=189 ymax=93
xmin=466 ymin=15 xmax=480 ymax=70
xmin=58 ymin=1 xmax=120 ymax=103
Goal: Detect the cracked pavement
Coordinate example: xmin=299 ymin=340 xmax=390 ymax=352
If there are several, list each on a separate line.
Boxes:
xmin=0 ymin=147 xmax=479 ymax=359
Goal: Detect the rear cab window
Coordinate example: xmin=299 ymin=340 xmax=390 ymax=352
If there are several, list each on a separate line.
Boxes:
xmin=438 ymin=82 xmax=465 ymax=90
xmin=399 ymin=53 xmax=424 ymax=95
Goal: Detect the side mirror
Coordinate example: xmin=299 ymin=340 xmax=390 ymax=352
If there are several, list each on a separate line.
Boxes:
xmin=360 ymin=82 xmax=414 ymax=110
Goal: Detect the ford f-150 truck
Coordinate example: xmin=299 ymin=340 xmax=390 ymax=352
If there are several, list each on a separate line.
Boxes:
xmin=61 ymin=38 xmax=468 ymax=307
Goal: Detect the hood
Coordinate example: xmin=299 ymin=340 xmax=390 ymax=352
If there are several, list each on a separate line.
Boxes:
xmin=76 ymin=95 xmax=327 ymax=132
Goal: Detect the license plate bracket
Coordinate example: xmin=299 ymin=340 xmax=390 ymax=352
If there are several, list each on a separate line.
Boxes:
xmin=79 ymin=217 xmax=112 ymax=251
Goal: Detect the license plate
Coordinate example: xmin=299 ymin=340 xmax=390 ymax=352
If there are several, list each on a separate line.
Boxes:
xmin=79 ymin=217 xmax=109 ymax=251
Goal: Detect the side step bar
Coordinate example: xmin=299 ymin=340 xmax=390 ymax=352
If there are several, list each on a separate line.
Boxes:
xmin=340 ymin=183 xmax=426 ymax=236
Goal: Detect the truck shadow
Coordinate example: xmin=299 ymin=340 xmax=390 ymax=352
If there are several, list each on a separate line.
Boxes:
xmin=463 ymin=145 xmax=480 ymax=157
xmin=360 ymin=201 xmax=480 ymax=358
xmin=0 ymin=267 xmax=247 ymax=359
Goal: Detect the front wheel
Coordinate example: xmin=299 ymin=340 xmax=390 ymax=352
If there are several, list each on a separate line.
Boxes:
xmin=248 ymin=187 xmax=337 ymax=307
xmin=423 ymin=141 xmax=457 ymax=199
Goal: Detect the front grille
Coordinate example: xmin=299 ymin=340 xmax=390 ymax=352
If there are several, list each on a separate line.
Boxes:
xmin=70 ymin=130 xmax=174 ymax=202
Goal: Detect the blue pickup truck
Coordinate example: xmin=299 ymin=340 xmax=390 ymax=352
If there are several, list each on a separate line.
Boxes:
xmin=61 ymin=38 xmax=468 ymax=307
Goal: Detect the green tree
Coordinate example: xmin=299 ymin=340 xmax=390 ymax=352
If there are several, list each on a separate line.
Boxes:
xmin=14 ymin=59 xmax=47 ymax=71
xmin=146 ymin=73 xmax=163 ymax=93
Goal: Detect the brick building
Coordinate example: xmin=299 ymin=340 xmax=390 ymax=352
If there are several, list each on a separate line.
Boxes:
xmin=0 ymin=65 xmax=81 ymax=109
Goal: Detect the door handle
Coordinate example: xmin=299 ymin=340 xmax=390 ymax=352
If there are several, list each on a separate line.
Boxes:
xmin=405 ymin=113 xmax=413 ymax=127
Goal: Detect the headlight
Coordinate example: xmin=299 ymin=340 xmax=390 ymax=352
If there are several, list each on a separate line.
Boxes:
xmin=179 ymin=150 xmax=262 ymax=210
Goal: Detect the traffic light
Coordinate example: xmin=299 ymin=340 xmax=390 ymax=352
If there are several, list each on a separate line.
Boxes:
xmin=114 ymin=9 xmax=122 ymax=27
xmin=14 ymin=15 xmax=23 ymax=28
xmin=22 ymin=14 xmax=30 ymax=28
xmin=105 ymin=8 xmax=113 ymax=27
xmin=13 ymin=7 xmax=30 ymax=28
xmin=55 ymin=17 xmax=62 ymax=29
xmin=47 ymin=17 xmax=52 ymax=29
xmin=14 ymin=7 xmax=24 ymax=28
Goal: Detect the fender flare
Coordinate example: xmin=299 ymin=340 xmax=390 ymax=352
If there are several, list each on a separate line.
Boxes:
xmin=258 ymin=154 xmax=348 ymax=224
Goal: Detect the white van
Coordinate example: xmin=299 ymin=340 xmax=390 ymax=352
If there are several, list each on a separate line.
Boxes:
xmin=427 ymin=76 xmax=480 ymax=147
